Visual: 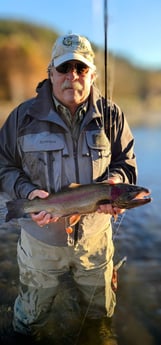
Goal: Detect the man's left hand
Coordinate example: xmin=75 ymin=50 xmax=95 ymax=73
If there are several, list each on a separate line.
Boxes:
xmin=97 ymin=177 xmax=125 ymax=217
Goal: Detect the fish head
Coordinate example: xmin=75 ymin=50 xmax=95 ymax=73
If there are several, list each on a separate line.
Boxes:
xmin=111 ymin=183 xmax=151 ymax=209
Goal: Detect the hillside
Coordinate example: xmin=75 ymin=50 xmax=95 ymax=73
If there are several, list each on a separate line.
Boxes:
xmin=0 ymin=19 xmax=161 ymax=127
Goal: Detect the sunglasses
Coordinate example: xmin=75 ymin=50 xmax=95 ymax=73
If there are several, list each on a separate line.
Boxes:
xmin=55 ymin=62 xmax=89 ymax=75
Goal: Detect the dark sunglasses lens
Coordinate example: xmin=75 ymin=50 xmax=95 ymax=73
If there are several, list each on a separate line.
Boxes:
xmin=56 ymin=63 xmax=69 ymax=73
xmin=56 ymin=62 xmax=89 ymax=74
xmin=77 ymin=63 xmax=89 ymax=74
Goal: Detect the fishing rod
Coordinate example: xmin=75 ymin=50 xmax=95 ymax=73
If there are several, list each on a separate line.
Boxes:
xmin=104 ymin=0 xmax=111 ymax=183
xmin=103 ymin=0 xmax=127 ymax=246
xmin=104 ymin=0 xmax=108 ymax=106
xmin=104 ymin=0 xmax=109 ymax=135
xmin=74 ymin=4 xmax=126 ymax=343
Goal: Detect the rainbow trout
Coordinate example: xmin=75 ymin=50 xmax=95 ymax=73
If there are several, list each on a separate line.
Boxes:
xmin=5 ymin=182 xmax=151 ymax=223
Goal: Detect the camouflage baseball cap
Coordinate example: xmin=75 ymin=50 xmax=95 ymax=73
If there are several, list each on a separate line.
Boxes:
xmin=51 ymin=34 xmax=96 ymax=69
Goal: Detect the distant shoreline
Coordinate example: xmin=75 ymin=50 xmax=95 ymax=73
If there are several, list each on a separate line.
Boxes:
xmin=1 ymin=101 xmax=161 ymax=128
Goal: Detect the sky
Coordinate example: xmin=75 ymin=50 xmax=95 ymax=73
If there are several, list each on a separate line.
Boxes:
xmin=0 ymin=0 xmax=161 ymax=69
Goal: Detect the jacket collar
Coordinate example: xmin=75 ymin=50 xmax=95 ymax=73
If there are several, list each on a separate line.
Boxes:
xmin=27 ymin=79 xmax=104 ymax=128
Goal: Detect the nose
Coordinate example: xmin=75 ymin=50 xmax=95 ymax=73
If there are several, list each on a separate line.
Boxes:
xmin=66 ymin=68 xmax=79 ymax=80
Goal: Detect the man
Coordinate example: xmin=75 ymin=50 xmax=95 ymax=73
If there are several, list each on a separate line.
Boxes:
xmin=0 ymin=34 xmax=137 ymax=344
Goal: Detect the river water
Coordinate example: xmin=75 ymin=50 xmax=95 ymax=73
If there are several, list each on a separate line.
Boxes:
xmin=113 ymin=127 xmax=161 ymax=345
xmin=0 ymin=127 xmax=161 ymax=345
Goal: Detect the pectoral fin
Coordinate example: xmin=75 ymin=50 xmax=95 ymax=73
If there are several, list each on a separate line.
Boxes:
xmin=68 ymin=214 xmax=81 ymax=226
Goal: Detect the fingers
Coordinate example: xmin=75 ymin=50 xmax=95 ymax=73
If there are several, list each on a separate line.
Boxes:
xmin=28 ymin=190 xmax=60 ymax=226
xmin=98 ymin=177 xmax=124 ymax=216
xmin=31 ymin=211 xmax=60 ymax=227
xmin=97 ymin=204 xmax=114 ymax=215
xmin=31 ymin=211 xmax=51 ymax=226
xmin=113 ymin=207 xmax=125 ymax=215
xmin=107 ymin=176 xmax=121 ymax=185
xmin=28 ymin=189 xmax=49 ymax=200
xmin=97 ymin=204 xmax=125 ymax=216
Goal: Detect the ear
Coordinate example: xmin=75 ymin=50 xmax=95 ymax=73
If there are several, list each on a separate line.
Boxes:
xmin=49 ymin=69 xmax=54 ymax=84
xmin=90 ymin=71 xmax=97 ymax=85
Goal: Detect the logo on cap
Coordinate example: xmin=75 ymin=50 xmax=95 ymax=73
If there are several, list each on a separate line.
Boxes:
xmin=63 ymin=35 xmax=87 ymax=51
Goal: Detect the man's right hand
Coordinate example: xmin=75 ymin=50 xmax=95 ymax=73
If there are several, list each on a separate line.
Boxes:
xmin=28 ymin=189 xmax=59 ymax=227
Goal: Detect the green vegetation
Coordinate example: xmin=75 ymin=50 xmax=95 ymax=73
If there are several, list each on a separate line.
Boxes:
xmin=0 ymin=18 xmax=161 ymax=127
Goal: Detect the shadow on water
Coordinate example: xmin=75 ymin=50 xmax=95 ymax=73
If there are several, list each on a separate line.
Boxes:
xmin=0 ymin=128 xmax=161 ymax=344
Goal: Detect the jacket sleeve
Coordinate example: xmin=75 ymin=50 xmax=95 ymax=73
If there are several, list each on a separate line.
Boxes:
xmin=0 ymin=106 xmax=38 ymax=199
xmin=108 ymin=103 xmax=138 ymax=184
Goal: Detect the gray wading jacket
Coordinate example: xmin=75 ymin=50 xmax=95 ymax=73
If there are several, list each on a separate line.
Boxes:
xmin=0 ymin=79 xmax=137 ymax=246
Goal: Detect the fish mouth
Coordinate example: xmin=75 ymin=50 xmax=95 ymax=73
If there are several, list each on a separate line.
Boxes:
xmin=121 ymin=188 xmax=152 ymax=209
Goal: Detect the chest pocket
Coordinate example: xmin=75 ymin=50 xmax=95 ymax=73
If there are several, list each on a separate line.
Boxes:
xmin=18 ymin=132 xmax=68 ymax=192
xmin=83 ymin=130 xmax=111 ymax=181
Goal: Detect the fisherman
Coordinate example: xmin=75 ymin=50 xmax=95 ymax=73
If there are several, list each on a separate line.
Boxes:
xmin=0 ymin=34 xmax=137 ymax=344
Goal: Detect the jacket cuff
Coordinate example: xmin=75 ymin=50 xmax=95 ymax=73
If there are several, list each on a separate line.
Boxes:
xmin=14 ymin=181 xmax=38 ymax=199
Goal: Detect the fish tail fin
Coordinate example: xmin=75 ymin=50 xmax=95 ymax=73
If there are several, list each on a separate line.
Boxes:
xmin=6 ymin=200 xmax=25 ymax=222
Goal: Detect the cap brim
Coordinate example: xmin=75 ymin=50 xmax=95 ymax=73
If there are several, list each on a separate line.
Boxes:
xmin=54 ymin=53 xmax=95 ymax=70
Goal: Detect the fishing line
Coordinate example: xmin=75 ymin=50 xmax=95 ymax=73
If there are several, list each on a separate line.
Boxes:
xmin=112 ymin=212 xmax=126 ymax=241
xmin=74 ymin=268 xmax=104 ymax=345
xmin=74 ymin=214 xmax=126 ymax=345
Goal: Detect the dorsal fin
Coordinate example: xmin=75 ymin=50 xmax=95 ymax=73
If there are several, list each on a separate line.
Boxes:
xmin=61 ymin=183 xmax=81 ymax=192
xmin=69 ymin=183 xmax=81 ymax=188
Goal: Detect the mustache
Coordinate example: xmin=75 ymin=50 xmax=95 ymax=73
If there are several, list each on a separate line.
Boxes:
xmin=61 ymin=80 xmax=83 ymax=91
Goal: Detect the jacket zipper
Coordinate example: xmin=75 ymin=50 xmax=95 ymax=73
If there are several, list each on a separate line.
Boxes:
xmin=73 ymin=139 xmax=79 ymax=244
